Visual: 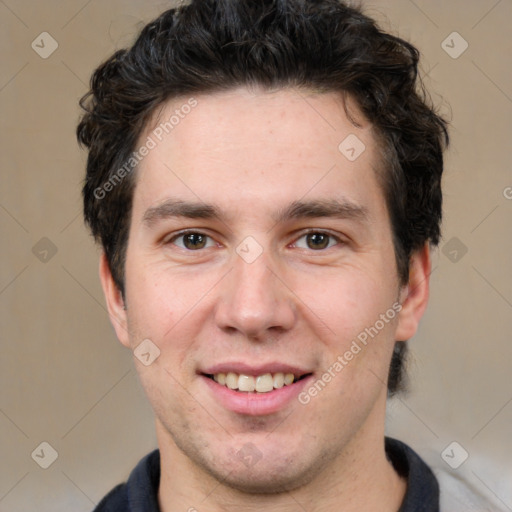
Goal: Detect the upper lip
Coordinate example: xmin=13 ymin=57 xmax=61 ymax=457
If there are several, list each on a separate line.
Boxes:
xmin=201 ymin=362 xmax=312 ymax=377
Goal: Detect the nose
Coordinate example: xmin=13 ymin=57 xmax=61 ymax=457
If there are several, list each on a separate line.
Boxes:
xmin=213 ymin=246 xmax=296 ymax=341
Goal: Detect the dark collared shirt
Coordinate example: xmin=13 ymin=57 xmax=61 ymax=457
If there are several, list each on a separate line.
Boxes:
xmin=93 ymin=437 xmax=439 ymax=511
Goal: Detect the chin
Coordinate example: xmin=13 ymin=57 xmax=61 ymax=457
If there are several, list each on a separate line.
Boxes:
xmin=194 ymin=441 xmax=333 ymax=496
xmin=161 ymin=416 xmax=338 ymax=495
xmin=208 ymin=462 xmax=312 ymax=495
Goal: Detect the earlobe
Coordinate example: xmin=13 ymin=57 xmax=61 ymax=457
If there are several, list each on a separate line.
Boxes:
xmin=395 ymin=244 xmax=431 ymax=342
xmin=99 ymin=252 xmax=131 ymax=348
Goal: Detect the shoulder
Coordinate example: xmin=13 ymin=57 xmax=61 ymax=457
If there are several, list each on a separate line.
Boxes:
xmin=92 ymin=449 xmax=161 ymax=512
xmin=92 ymin=483 xmax=128 ymax=511
xmin=385 ymin=437 xmax=440 ymax=512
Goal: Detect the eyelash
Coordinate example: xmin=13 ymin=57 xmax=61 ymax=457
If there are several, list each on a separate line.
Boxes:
xmin=165 ymin=229 xmax=344 ymax=251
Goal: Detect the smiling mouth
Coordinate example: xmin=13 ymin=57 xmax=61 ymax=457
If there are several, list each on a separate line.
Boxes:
xmin=203 ymin=372 xmax=312 ymax=393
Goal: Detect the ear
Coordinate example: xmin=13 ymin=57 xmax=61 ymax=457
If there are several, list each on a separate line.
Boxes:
xmin=395 ymin=243 xmax=431 ymax=341
xmin=99 ymin=251 xmax=131 ymax=348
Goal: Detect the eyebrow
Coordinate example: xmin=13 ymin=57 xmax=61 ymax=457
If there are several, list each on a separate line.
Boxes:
xmin=142 ymin=198 xmax=368 ymax=227
xmin=273 ymin=198 xmax=368 ymax=224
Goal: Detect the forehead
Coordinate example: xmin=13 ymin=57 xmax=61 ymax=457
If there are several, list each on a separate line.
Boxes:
xmin=133 ymin=87 xmax=385 ymax=221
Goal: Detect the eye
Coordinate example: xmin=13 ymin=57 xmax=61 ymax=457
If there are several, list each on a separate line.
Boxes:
xmin=293 ymin=231 xmax=340 ymax=250
xmin=168 ymin=231 xmax=216 ymax=250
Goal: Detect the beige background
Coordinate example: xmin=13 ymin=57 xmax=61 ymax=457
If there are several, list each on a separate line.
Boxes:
xmin=1 ymin=0 xmax=511 ymax=510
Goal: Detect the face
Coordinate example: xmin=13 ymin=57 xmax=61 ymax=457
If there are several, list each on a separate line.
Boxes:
xmin=101 ymin=87 xmax=429 ymax=493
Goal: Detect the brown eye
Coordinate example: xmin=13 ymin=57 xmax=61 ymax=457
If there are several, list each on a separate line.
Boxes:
xmin=170 ymin=232 xmax=215 ymax=250
xmin=293 ymin=231 xmax=340 ymax=251
xmin=183 ymin=233 xmax=206 ymax=249
xmin=306 ymin=233 xmax=330 ymax=250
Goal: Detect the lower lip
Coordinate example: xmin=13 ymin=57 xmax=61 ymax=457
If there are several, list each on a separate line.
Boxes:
xmin=201 ymin=375 xmax=313 ymax=416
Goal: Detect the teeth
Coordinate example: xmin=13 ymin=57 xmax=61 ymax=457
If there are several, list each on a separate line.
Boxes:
xmin=211 ymin=372 xmax=299 ymax=393
xmin=238 ymin=374 xmax=255 ymax=392
xmin=273 ymin=373 xmax=285 ymax=389
xmin=255 ymin=373 xmax=273 ymax=393
xmin=226 ymin=372 xmax=238 ymax=390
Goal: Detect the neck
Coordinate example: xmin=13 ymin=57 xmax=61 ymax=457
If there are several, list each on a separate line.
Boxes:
xmin=157 ymin=401 xmax=406 ymax=511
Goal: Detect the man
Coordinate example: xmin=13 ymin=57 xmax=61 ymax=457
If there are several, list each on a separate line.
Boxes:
xmin=77 ymin=0 xmax=448 ymax=510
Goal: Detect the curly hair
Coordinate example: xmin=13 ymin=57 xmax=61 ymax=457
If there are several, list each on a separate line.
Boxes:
xmin=77 ymin=0 xmax=449 ymax=395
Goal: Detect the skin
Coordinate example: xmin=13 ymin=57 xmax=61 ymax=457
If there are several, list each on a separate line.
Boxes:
xmin=100 ymin=87 xmax=431 ymax=511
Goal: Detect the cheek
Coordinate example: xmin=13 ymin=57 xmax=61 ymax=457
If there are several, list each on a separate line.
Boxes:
xmin=124 ymin=261 xmax=216 ymax=361
xmin=124 ymin=263 xmax=178 ymax=344
xmin=295 ymin=265 xmax=398 ymax=342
